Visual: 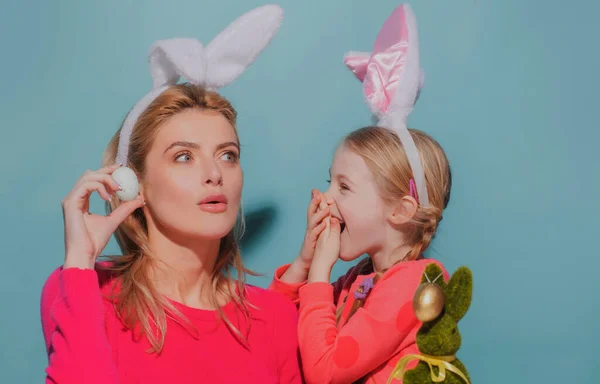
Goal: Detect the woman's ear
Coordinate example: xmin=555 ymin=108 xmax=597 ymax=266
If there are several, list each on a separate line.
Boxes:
xmin=388 ymin=195 xmax=418 ymax=225
xmin=138 ymin=179 xmax=146 ymax=202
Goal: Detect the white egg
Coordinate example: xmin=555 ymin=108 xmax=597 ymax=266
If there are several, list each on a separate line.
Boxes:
xmin=111 ymin=166 xmax=139 ymax=201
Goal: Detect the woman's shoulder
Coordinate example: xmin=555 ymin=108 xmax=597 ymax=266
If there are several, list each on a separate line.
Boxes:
xmin=41 ymin=260 xmax=120 ymax=301
xmin=244 ymin=284 xmax=297 ymax=317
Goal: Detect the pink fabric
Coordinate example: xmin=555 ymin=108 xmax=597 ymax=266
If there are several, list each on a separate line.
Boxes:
xmin=344 ymin=5 xmax=411 ymax=115
xmin=40 ymin=265 xmax=302 ymax=384
xmin=270 ymin=260 xmax=450 ymax=383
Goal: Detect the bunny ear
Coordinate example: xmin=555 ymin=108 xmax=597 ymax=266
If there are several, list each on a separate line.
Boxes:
xmin=445 ymin=267 xmax=473 ymax=321
xmin=204 ymin=4 xmax=283 ymax=89
xmin=356 ymin=3 xmax=416 ymax=117
xmin=421 ymin=263 xmax=447 ymax=289
xmin=148 ymin=38 xmax=206 ymax=88
xmin=344 ymin=51 xmax=371 ymax=82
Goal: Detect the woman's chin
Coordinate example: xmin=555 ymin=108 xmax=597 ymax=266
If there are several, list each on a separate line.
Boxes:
xmin=168 ymin=222 xmax=236 ymax=242
xmin=194 ymin=227 xmax=235 ymax=241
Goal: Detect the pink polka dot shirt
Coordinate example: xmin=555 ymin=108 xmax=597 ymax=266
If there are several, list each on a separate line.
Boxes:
xmin=269 ymin=259 xmax=449 ymax=384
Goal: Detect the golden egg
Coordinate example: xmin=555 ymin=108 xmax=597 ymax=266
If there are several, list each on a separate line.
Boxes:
xmin=412 ymin=283 xmax=445 ymax=322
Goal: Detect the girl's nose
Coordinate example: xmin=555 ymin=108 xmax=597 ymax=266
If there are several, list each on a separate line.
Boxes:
xmin=322 ymin=191 xmax=339 ymax=216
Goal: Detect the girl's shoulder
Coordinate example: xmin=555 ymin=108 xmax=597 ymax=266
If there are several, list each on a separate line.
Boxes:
xmin=380 ymin=258 xmax=449 ymax=284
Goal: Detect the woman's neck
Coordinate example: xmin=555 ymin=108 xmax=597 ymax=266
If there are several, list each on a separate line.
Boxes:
xmin=147 ymin=228 xmax=224 ymax=310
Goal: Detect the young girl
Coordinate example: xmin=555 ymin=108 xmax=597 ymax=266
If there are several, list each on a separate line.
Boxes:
xmin=40 ymin=6 xmax=302 ymax=384
xmin=270 ymin=4 xmax=452 ymax=383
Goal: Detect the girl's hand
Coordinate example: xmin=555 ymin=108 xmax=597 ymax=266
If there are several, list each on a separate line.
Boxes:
xmin=279 ymin=190 xmax=331 ymax=285
xmin=297 ymin=189 xmax=331 ymax=267
xmin=308 ymin=215 xmax=341 ymax=283
xmin=62 ymin=164 xmax=145 ymax=270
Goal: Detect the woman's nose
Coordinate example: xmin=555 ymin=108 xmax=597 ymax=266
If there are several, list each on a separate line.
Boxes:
xmin=203 ymin=160 xmax=223 ymax=186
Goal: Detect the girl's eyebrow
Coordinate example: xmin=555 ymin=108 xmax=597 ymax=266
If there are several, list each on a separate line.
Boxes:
xmin=329 ymin=168 xmax=354 ymax=185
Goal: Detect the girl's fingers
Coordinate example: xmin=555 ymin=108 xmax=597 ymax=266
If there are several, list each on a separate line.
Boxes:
xmin=307 ymin=190 xmax=321 ymax=219
xmin=309 ymin=220 xmax=328 ymax=243
xmin=309 ymin=206 xmax=330 ymax=228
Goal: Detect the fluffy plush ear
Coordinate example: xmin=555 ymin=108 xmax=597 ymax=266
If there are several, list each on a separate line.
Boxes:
xmin=445 ymin=266 xmax=473 ymax=321
xmin=204 ymin=4 xmax=283 ymax=89
xmin=422 ymin=263 xmax=446 ymax=289
xmin=148 ymin=38 xmax=206 ymax=88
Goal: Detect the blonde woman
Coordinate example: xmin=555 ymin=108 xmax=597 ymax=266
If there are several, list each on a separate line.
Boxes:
xmin=41 ymin=5 xmax=301 ymax=384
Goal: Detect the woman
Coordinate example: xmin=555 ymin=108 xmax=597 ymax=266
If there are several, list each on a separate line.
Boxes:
xmin=40 ymin=5 xmax=301 ymax=383
xmin=41 ymin=83 xmax=301 ymax=384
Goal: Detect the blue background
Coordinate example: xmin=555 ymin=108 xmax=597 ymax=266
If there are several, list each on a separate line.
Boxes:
xmin=1 ymin=0 xmax=598 ymax=382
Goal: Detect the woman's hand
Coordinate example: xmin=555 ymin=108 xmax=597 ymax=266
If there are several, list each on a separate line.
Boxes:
xmin=62 ymin=164 xmax=144 ymax=269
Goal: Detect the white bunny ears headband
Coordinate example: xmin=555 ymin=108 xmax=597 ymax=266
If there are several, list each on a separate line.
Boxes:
xmin=343 ymin=3 xmax=429 ymax=207
xmin=111 ymin=4 xmax=283 ymax=201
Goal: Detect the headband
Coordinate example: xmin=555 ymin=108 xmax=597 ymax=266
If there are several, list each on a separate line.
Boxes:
xmin=111 ymin=4 xmax=284 ymax=201
xmin=343 ymin=3 xmax=429 ymax=207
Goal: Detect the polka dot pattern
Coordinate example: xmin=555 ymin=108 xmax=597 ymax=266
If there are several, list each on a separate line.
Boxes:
xmin=396 ymin=302 xmax=415 ymax=334
xmin=333 ymin=336 xmax=360 ymax=368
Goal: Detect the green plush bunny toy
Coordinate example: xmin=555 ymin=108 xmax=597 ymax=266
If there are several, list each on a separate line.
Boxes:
xmin=388 ymin=263 xmax=473 ymax=384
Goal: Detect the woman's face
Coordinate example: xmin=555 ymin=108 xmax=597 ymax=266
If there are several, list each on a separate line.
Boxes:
xmin=142 ymin=109 xmax=243 ymax=241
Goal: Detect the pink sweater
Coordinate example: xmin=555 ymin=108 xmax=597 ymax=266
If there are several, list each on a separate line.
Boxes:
xmin=269 ymin=259 xmax=448 ymax=384
xmin=40 ymin=265 xmax=302 ymax=384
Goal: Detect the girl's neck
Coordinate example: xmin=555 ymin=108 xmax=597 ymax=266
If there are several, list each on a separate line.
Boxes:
xmin=369 ymin=242 xmax=414 ymax=272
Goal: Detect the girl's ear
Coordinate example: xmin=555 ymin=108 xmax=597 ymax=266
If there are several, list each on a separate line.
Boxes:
xmin=388 ymin=195 xmax=418 ymax=226
xmin=445 ymin=266 xmax=473 ymax=321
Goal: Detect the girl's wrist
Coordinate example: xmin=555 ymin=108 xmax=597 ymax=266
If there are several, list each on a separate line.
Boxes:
xmin=307 ymin=261 xmax=333 ymax=283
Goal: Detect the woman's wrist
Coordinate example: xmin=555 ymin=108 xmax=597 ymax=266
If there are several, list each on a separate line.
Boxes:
xmin=64 ymin=253 xmax=96 ymax=270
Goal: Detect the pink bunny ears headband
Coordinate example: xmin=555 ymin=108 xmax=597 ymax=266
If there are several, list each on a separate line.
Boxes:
xmin=344 ymin=3 xmax=429 ymax=207
xmin=115 ymin=4 xmax=284 ymax=166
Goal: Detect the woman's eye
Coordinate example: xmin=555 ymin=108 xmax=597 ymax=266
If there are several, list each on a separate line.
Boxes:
xmin=220 ymin=151 xmax=239 ymax=162
xmin=175 ymin=152 xmax=192 ymax=162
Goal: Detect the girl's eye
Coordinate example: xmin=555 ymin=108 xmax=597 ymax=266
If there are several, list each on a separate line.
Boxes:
xmin=175 ymin=152 xmax=192 ymax=162
xmin=340 ymin=183 xmax=350 ymax=191
xmin=220 ymin=151 xmax=239 ymax=162
xmin=326 ymin=179 xmax=331 ymax=184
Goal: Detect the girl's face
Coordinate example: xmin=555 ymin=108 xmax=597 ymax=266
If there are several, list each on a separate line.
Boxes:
xmin=324 ymin=145 xmax=391 ymax=261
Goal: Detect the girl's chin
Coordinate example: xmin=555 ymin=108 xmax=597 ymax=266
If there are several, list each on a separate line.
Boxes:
xmin=338 ymin=250 xmax=363 ymax=262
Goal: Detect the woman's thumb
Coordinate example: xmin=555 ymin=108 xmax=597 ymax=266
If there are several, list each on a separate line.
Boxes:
xmin=107 ymin=197 xmax=145 ymax=229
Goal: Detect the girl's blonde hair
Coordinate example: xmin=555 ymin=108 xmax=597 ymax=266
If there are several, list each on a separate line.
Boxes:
xmin=100 ymin=83 xmax=255 ymax=353
xmin=337 ymin=126 xmax=452 ymax=323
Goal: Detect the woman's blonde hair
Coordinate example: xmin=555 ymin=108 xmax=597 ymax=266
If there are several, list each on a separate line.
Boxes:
xmin=336 ymin=126 xmax=452 ymax=323
xmin=100 ymin=83 xmax=255 ymax=353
